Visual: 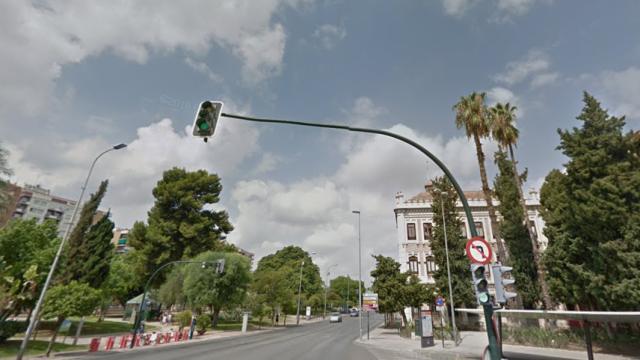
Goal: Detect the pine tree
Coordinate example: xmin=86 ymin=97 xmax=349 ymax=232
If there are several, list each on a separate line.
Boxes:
xmin=428 ymin=177 xmax=476 ymax=308
xmin=61 ymin=180 xmax=108 ymax=285
xmin=80 ymin=214 xmax=115 ymax=289
xmin=493 ymin=151 xmax=539 ymax=308
xmin=128 ymin=168 xmax=233 ymax=285
xmin=540 ymin=92 xmax=640 ymax=311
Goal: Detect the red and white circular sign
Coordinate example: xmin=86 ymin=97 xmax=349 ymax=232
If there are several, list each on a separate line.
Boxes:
xmin=465 ymin=237 xmax=493 ymax=264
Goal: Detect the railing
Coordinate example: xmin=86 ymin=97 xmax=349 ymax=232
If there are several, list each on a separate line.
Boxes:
xmin=456 ymin=308 xmax=640 ymax=360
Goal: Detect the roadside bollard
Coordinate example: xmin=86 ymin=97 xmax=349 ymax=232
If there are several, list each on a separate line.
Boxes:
xmin=182 ymin=329 xmax=189 ymax=341
xmin=164 ymin=333 xmax=171 ymax=343
xmin=119 ymin=335 xmax=129 ymax=348
xmin=135 ymin=335 xmax=142 ymax=347
xmin=105 ymin=336 xmax=115 ymax=351
xmin=89 ymin=338 xmax=100 ymax=352
xmin=173 ymin=331 xmax=180 ymax=342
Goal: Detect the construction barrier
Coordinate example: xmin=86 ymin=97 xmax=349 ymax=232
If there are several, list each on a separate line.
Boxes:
xmin=89 ymin=338 xmax=101 ymax=352
xmin=119 ymin=335 xmax=130 ymax=349
xmin=173 ymin=331 xmax=181 ymax=342
xmin=105 ymin=336 xmax=115 ymax=351
xmin=164 ymin=333 xmax=172 ymax=343
xmin=182 ymin=329 xmax=189 ymax=340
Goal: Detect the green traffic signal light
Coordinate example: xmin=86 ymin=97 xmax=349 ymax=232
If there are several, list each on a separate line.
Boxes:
xmin=192 ymin=101 xmax=223 ymax=141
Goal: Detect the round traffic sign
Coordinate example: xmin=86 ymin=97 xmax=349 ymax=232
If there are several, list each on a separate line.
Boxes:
xmin=435 ymin=296 xmax=445 ymax=306
xmin=465 ymin=237 xmax=493 ymax=265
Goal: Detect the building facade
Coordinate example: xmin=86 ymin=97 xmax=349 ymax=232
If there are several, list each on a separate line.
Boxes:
xmin=394 ymin=181 xmax=548 ymax=285
xmin=111 ymin=228 xmax=130 ymax=254
xmin=1 ymin=183 xmax=78 ymax=238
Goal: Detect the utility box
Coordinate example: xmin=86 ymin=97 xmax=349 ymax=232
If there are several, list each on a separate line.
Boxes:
xmin=420 ymin=311 xmax=435 ymax=348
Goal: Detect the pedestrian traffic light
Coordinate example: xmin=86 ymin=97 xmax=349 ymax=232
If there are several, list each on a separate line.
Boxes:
xmin=491 ymin=263 xmax=517 ymax=304
xmin=192 ymin=101 xmax=223 ymax=142
xmin=471 ymin=264 xmax=491 ymax=306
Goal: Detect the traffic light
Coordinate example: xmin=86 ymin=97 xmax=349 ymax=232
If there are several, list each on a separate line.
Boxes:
xmin=192 ymin=101 xmax=223 ymax=142
xmin=471 ymin=264 xmax=491 ymax=306
xmin=491 ymin=263 xmax=517 ymax=304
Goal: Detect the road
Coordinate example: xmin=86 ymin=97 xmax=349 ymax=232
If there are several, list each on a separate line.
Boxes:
xmin=76 ymin=315 xmax=383 ymax=360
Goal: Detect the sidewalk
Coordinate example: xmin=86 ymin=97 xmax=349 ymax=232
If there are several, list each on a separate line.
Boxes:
xmin=357 ymin=326 xmax=639 ymax=360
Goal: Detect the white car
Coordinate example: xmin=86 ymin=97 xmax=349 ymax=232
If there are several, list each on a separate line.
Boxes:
xmin=329 ymin=312 xmax=342 ymax=323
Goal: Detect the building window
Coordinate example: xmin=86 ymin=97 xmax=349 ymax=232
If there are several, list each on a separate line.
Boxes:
xmin=423 ymin=223 xmax=433 ymax=240
xmin=407 ymin=223 xmax=416 ymax=240
xmin=408 ymin=255 xmax=419 ymax=274
xmin=425 ymin=255 xmax=436 ymax=274
xmin=474 ymin=221 xmax=485 ymax=238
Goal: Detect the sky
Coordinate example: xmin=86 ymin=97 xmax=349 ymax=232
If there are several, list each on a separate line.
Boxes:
xmin=2 ymin=0 xmax=639 ymax=285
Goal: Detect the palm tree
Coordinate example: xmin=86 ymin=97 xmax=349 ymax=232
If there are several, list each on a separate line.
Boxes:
xmin=453 ymin=92 xmax=508 ymax=263
xmin=489 ymin=103 xmax=553 ymax=309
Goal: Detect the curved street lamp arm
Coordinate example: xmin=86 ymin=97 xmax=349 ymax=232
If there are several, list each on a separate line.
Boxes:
xmin=221 ymin=112 xmax=478 ymax=238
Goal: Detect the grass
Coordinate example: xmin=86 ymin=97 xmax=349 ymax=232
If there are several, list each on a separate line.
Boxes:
xmin=20 ymin=318 xmax=157 ymax=337
xmin=0 ymin=340 xmax=85 ymax=358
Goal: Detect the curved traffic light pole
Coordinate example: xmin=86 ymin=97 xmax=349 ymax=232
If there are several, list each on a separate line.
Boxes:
xmin=129 ymin=260 xmax=221 ymax=348
xmin=220 ymin=112 xmax=500 ymax=359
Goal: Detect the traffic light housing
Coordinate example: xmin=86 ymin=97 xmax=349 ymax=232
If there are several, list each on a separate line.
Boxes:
xmin=491 ymin=263 xmax=517 ymax=304
xmin=192 ymin=101 xmax=223 ymax=142
xmin=471 ymin=264 xmax=491 ymax=306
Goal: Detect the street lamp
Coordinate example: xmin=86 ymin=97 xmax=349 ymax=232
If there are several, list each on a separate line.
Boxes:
xmin=435 ymin=190 xmax=459 ymax=345
xmin=324 ymin=264 xmax=337 ymax=319
xmin=17 ymin=143 xmax=127 ymax=360
xmin=352 ymin=210 xmax=363 ymax=341
xmin=296 ymin=252 xmax=316 ymax=325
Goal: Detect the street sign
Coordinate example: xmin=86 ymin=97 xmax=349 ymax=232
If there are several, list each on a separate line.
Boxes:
xmin=363 ymin=293 xmax=378 ymax=311
xmin=435 ymin=296 xmax=445 ymax=307
xmin=465 ymin=236 xmax=493 ymax=265
xmin=59 ymin=319 xmax=72 ymax=333
xmin=435 ymin=305 xmax=445 ymax=312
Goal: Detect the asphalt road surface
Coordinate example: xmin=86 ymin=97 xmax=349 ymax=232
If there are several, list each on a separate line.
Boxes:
xmin=77 ymin=315 xmax=383 ymax=360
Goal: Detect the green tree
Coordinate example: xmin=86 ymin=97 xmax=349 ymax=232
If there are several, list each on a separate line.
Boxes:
xmin=540 ymin=93 xmax=640 ymax=311
xmin=158 ymin=266 xmax=186 ymax=307
xmin=183 ymin=251 xmax=251 ymax=327
xmin=493 ymin=152 xmax=539 ymax=308
xmin=41 ymin=281 xmax=101 ymax=356
xmin=0 ymin=219 xmax=59 ymax=322
xmin=61 ymin=180 xmax=108 ymax=284
xmin=370 ymin=255 xmax=407 ymax=326
xmin=489 ymin=102 xmax=552 ymax=309
xmin=453 ymin=92 xmax=507 ymax=262
xmin=251 ymin=269 xmax=292 ymax=326
xmin=428 ymin=177 xmax=476 ymax=310
xmin=128 ymin=168 xmax=233 ymax=285
xmin=329 ymin=276 xmax=364 ymax=309
xmin=255 ymin=246 xmax=323 ymax=303
xmin=403 ymin=274 xmax=434 ymax=309
xmin=102 ymin=253 xmax=144 ymax=308
xmin=79 ymin=214 xmax=115 ymax=288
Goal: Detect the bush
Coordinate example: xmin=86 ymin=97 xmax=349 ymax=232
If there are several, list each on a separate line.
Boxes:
xmin=176 ymin=311 xmax=193 ymax=330
xmin=196 ymin=314 xmax=211 ymax=334
xmin=0 ymin=321 xmax=27 ymax=343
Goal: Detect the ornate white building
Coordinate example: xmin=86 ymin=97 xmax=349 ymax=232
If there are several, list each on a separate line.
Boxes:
xmin=394 ymin=181 xmax=548 ymax=285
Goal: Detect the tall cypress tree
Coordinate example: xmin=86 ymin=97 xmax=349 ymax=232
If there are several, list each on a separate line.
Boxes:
xmin=428 ymin=176 xmax=476 ymax=308
xmin=80 ymin=214 xmax=115 ymax=288
xmin=540 ymin=93 xmax=640 ymax=311
xmin=493 ymin=151 xmax=540 ymax=309
xmin=61 ymin=180 xmax=108 ymax=284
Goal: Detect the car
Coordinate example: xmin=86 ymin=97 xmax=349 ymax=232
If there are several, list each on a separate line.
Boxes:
xmin=329 ymin=312 xmax=342 ymax=323
xmin=349 ymin=309 xmax=359 ymax=317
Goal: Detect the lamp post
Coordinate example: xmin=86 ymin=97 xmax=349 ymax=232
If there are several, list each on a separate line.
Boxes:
xmin=296 ymin=252 xmax=316 ymax=325
xmin=324 ymin=264 xmax=337 ymax=319
xmin=352 ymin=210 xmax=363 ymax=341
xmin=436 ymin=190 xmax=459 ymax=345
xmin=17 ymin=143 xmax=127 ymax=360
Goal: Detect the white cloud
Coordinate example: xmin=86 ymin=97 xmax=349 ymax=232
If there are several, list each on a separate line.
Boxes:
xmin=313 ymin=24 xmax=346 ymax=50
xmin=530 ymin=72 xmax=559 ymax=88
xmin=442 ymin=0 xmax=478 ymax=17
xmin=494 ymin=50 xmax=551 ymax=86
xmin=0 ymin=0 xmax=302 ymax=119
xmin=7 ymin=108 xmax=260 ymax=229
xmin=253 ymin=153 xmax=282 ymax=175
xmin=496 ymin=0 xmax=536 ymax=16
xmin=595 ymin=66 xmax=640 ymax=120
xmin=184 ymin=57 xmax=223 ymax=83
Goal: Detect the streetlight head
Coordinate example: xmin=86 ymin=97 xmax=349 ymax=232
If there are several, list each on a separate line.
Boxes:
xmin=352 ymin=210 xmax=360 ymax=214
xmin=113 ymin=143 xmax=127 ymax=150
